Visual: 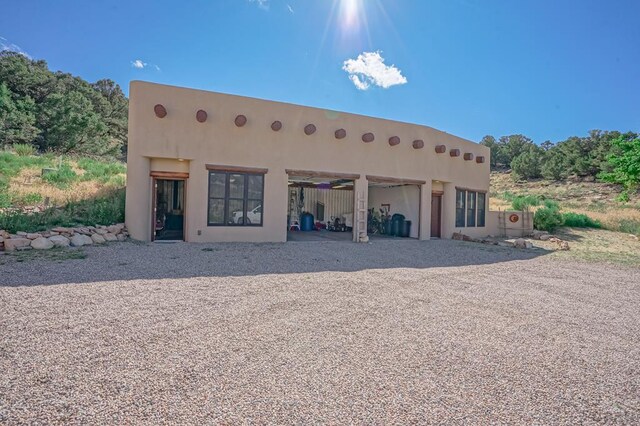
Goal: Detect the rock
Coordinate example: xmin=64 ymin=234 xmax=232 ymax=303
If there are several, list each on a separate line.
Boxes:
xmin=0 ymin=236 xmax=3 ymax=243
xmin=532 ymin=230 xmax=549 ymax=240
xmin=514 ymin=238 xmax=528 ymax=249
xmin=26 ymin=233 xmax=42 ymax=240
xmin=31 ymin=237 xmax=54 ymax=250
xmin=91 ymin=233 xmax=106 ymax=244
xmin=70 ymin=234 xmax=93 ymax=247
xmin=94 ymin=228 xmax=108 ymax=235
xmin=4 ymin=238 xmax=32 ymax=251
xmin=107 ymin=224 xmax=123 ymax=234
xmin=103 ymin=233 xmax=117 ymax=242
xmin=630 ymin=234 xmax=639 ymax=241
xmin=452 ymin=232 xmax=464 ymax=241
xmin=540 ymin=234 xmax=552 ymax=241
xmin=49 ymin=235 xmax=70 ymax=248
xmin=116 ymin=233 xmax=126 ymax=242
xmin=16 ymin=231 xmax=27 ymax=237
xmin=52 ymin=227 xmax=73 ymax=233
xmin=524 ymin=241 xmax=533 ymax=249
xmin=559 ymin=241 xmax=570 ymax=251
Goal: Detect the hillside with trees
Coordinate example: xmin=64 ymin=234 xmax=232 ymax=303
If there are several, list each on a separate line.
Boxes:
xmin=0 ymin=51 xmax=128 ymax=157
xmin=480 ymin=131 xmax=640 ymax=199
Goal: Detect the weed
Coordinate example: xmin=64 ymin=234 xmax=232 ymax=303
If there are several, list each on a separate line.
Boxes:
xmin=0 ymin=188 xmax=125 ymax=233
xmin=8 ymin=248 xmax=87 ymax=263
xmin=41 ymin=163 xmax=78 ymax=188
xmin=13 ymin=143 xmax=36 ymax=156
xmin=77 ymin=158 xmax=126 ymax=184
xmin=617 ymin=219 xmax=640 ymax=236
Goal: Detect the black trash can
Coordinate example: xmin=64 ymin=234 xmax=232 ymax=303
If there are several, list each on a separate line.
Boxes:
xmin=391 ymin=214 xmax=405 ymax=237
xmin=401 ymin=220 xmax=411 ymax=238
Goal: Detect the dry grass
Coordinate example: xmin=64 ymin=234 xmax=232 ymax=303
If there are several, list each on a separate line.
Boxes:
xmin=539 ymin=227 xmax=640 ymax=266
xmin=6 ymin=161 xmax=126 ymax=207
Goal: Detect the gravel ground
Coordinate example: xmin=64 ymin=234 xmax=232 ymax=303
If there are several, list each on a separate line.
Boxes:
xmin=1 ymin=240 xmax=639 ymax=424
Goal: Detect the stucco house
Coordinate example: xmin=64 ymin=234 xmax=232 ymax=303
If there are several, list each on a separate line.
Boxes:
xmin=126 ymin=81 xmax=519 ymax=243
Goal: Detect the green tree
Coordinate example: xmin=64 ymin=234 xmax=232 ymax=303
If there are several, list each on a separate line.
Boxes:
xmin=500 ymin=134 xmax=534 ymax=166
xmin=541 ymin=147 xmax=568 ymax=181
xmin=511 ymin=145 xmax=543 ymax=180
xmin=599 ymin=135 xmax=640 ymax=192
xmin=40 ymin=91 xmax=110 ymax=155
xmin=0 ymin=83 xmax=38 ymax=146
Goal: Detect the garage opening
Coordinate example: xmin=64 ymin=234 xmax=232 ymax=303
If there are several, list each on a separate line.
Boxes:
xmin=366 ymin=176 xmax=424 ymax=239
xmin=286 ymin=170 xmax=356 ymax=242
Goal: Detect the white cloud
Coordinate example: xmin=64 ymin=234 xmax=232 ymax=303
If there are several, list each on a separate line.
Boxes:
xmin=249 ymin=0 xmax=269 ymax=10
xmin=342 ymin=51 xmax=407 ymax=90
xmin=131 ymin=59 xmax=147 ymax=69
xmin=0 ymin=36 xmax=31 ymax=58
xmin=287 ymin=4 xmax=294 ymax=13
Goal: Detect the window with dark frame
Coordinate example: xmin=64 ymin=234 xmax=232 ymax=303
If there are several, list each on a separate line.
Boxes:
xmin=466 ymin=191 xmax=477 ymax=227
xmin=455 ymin=189 xmax=466 ymax=227
xmin=456 ymin=189 xmax=486 ymax=228
xmin=207 ymin=171 xmax=264 ymax=226
xmin=477 ymin=192 xmax=486 ymax=227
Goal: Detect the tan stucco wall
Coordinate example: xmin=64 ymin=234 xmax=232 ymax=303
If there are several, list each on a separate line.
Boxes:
xmin=126 ymin=81 xmax=491 ymax=242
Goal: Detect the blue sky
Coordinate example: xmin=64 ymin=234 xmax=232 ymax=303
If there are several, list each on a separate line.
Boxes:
xmin=1 ymin=0 xmax=639 ymax=143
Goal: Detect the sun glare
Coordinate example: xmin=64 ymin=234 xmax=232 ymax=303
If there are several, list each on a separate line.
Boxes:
xmin=338 ymin=0 xmax=364 ymax=33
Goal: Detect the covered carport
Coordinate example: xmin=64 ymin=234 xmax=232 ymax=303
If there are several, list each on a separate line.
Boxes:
xmin=365 ymin=175 xmax=426 ymax=239
xmin=285 ymin=169 xmax=359 ymax=242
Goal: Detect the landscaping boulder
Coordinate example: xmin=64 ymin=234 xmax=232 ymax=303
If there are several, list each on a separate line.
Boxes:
xmin=31 ymin=237 xmax=54 ymax=250
xmin=91 ymin=233 xmax=106 ymax=244
xmin=16 ymin=231 xmax=27 ymax=237
xmin=94 ymin=228 xmax=108 ymax=235
xmin=116 ymin=233 xmax=126 ymax=242
xmin=49 ymin=235 xmax=70 ymax=248
xmin=514 ymin=238 xmax=528 ymax=249
xmin=539 ymin=234 xmax=552 ymax=241
xmin=107 ymin=224 xmax=123 ymax=234
xmin=70 ymin=234 xmax=93 ymax=247
xmin=4 ymin=238 xmax=32 ymax=252
xmin=26 ymin=233 xmax=42 ymax=240
xmin=103 ymin=233 xmax=117 ymax=242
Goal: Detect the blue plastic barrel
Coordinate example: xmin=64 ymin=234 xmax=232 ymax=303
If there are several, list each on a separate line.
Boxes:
xmin=300 ymin=212 xmax=315 ymax=231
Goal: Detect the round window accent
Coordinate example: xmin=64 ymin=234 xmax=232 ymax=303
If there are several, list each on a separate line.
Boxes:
xmin=235 ymin=115 xmax=247 ymax=127
xmin=196 ymin=109 xmax=207 ymax=123
xmin=154 ymin=104 xmax=167 ymax=118
xmin=509 ymin=213 xmax=520 ymax=223
xmin=335 ymin=129 xmax=347 ymax=139
xmin=304 ymin=124 xmax=317 ymax=135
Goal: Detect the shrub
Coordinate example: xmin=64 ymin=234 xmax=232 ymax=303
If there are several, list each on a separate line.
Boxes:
xmin=562 ymin=212 xmax=602 ymax=228
xmin=534 ymin=206 xmax=564 ymax=232
xmin=41 ymin=163 xmax=78 ymax=188
xmin=511 ymin=195 xmax=541 ymax=211
xmin=617 ymin=219 xmax=640 ymax=236
xmin=543 ymin=199 xmax=560 ymax=210
xmin=511 ymin=146 xmax=543 ymax=180
xmin=13 ymin=143 xmax=36 ymax=156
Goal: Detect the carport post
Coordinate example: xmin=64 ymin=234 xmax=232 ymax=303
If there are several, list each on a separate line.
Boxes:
xmin=353 ymin=176 xmax=368 ymax=242
xmin=419 ymin=181 xmax=432 ymax=240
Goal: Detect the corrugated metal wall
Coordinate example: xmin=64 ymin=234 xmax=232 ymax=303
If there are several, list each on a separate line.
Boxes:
xmin=288 ymin=187 xmax=353 ymax=222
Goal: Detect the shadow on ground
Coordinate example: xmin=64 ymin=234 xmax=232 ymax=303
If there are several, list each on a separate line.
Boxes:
xmin=1 ymin=239 xmax=551 ymax=287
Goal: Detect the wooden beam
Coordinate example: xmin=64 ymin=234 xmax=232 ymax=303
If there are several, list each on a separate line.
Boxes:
xmin=206 ymin=164 xmax=268 ymax=174
xmin=286 ymin=169 xmax=360 ymax=180
xmin=366 ymin=175 xmax=426 ymax=185
xmin=150 ymin=171 xmax=189 ymax=179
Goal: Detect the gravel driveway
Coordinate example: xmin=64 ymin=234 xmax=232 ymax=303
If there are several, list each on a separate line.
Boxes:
xmin=1 ymin=240 xmax=639 ymax=424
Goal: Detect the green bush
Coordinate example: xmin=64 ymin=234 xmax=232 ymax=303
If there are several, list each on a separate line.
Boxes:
xmin=562 ymin=212 xmax=602 ymax=228
xmin=534 ymin=206 xmax=564 ymax=232
xmin=13 ymin=143 xmax=36 ymax=156
xmin=0 ymin=189 xmax=125 ymax=233
xmin=41 ymin=163 xmax=78 ymax=188
xmin=543 ymin=199 xmax=560 ymax=210
xmin=511 ymin=195 xmax=542 ymax=211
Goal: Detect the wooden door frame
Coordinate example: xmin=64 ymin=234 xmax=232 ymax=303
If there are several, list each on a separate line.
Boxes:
xmin=431 ymin=192 xmax=442 ymax=238
xmin=151 ymin=176 xmax=188 ymax=242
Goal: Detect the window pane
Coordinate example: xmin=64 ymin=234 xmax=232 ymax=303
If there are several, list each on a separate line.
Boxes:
xmin=477 ymin=193 xmax=486 ymax=227
xmin=467 ymin=192 xmax=476 ymax=227
xmin=455 ymin=189 xmax=466 ymax=227
xmin=208 ymin=199 xmax=225 ymax=224
xmin=227 ymin=199 xmax=245 ymax=225
xmin=208 ymin=173 xmax=226 ymax=198
xmin=248 ymin=175 xmax=263 ymax=199
xmin=229 ymin=174 xmax=245 ymax=199
xmin=247 ymin=199 xmax=262 ymax=225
